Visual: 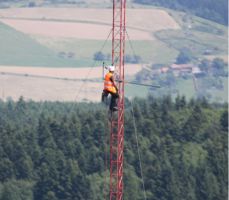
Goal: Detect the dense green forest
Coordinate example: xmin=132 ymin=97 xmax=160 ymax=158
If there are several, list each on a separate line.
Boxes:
xmin=134 ymin=0 xmax=228 ymax=25
xmin=0 ymin=96 xmax=227 ymax=200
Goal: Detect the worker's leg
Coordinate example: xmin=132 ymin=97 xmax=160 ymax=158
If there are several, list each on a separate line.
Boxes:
xmin=110 ymin=92 xmax=119 ymax=111
xmin=101 ymin=90 xmax=109 ymax=103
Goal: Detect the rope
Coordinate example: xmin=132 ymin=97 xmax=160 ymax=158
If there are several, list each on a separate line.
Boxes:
xmin=125 ymin=30 xmax=144 ymax=70
xmin=130 ymin=100 xmax=147 ymax=200
xmin=71 ymin=28 xmax=112 ymax=105
xmin=125 ymin=30 xmax=138 ymax=60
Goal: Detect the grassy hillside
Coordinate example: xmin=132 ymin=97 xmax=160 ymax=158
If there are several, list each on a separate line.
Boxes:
xmin=0 ymin=22 xmax=91 ymax=67
xmin=1 ymin=8 xmax=226 ymax=68
xmin=130 ymin=10 xmax=228 ymax=102
xmin=0 ymin=7 xmax=227 ymax=102
xmin=156 ymin=11 xmax=228 ymax=60
xmin=33 ymin=37 xmax=179 ymax=65
xmin=28 ymin=8 xmax=227 ymax=67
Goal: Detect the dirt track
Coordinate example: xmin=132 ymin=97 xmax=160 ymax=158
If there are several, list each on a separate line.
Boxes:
xmin=0 ymin=64 xmax=141 ymax=79
xmin=0 ymin=8 xmax=180 ymax=41
xmin=0 ymin=74 xmax=102 ymax=102
xmin=0 ymin=19 xmax=154 ymax=40
xmin=0 ymin=65 xmax=142 ymax=102
xmin=0 ymin=8 xmax=180 ymax=32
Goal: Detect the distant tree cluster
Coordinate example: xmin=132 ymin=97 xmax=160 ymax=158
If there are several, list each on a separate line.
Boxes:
xmin=28 ymin=1 xmax=36 ymax=7
xmin=199 ymin=57 xmax=227 ymax=77
xmin=176 ymin=48 xmax=193 ymax=64
xmin=196 ymin=57 xmax=227 ymax=99
xmin=133 ymin=0 xmax=228 ymax=25
xmin=0 ymin=96 xmax=227 ymax=199
xmin=58 ymin=51 xmax=75 ymax=59
xmin=93 ymin=51 xmax=141 ymax=64
xmin=93 ymin=51 xmax=110 ymax=61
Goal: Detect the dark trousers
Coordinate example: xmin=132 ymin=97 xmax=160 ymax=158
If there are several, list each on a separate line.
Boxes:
xmin=102 ymin=90 xmax=119 ymax=110
xmin=110 ymin=92 xmax=119 ymax=110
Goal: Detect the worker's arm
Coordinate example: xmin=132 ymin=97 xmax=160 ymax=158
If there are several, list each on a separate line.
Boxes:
xmin=110 ymin=76 xmax=118 ymax=91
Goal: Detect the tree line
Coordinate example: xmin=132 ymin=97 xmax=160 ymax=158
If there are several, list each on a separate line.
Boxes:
xmin=133 ymin=0 xmax=228 ymax=25
xmin=0 ymin=96 xmax=227 ymax=199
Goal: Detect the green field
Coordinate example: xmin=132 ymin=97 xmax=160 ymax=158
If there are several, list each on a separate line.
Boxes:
xmin=33 ymin=36 xmax=179 ymax=65
xmin=0 ymin=22 xmax=92 ymax=67
xmin=1 ymin=21 xmax=178 ymax=67
xmin=208 ymin=78 xmax=228 ymax=103
xmin=175 ymin=79 xmax=196 ymax=99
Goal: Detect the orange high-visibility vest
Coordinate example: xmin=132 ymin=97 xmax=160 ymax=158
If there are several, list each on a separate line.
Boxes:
xmin=104 ymin=72 xmax=116 ymax=93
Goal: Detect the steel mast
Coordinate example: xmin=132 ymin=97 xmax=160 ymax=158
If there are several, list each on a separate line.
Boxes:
xmin=110 ymin=0 xmax=126 ymax=199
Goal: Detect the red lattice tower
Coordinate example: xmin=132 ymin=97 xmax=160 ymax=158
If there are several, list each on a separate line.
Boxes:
xmin=110 ymin=0 xmax=126 ymax=199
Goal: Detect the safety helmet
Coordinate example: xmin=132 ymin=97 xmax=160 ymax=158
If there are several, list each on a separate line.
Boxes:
xmin=108 ymin=65 xmax=115 ymax=72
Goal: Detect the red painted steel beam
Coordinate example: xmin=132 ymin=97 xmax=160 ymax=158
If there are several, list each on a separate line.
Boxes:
xmin=110 ymin=0 xmax=126 ymax=199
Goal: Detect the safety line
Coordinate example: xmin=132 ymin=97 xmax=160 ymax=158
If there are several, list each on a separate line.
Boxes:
xmin=125 ymin=29 xmax=144 ymax=69
xmin=71 ymin=28 xmax=112 ymax=106
xmin=1 ymin=71 xmax=160 ymax=88
xmin=130 ymin=100 xmax=147 ymax=200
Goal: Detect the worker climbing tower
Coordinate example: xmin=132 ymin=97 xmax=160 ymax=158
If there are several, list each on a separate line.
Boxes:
xmin=110 ymin=0 xmax=126 ymax=199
